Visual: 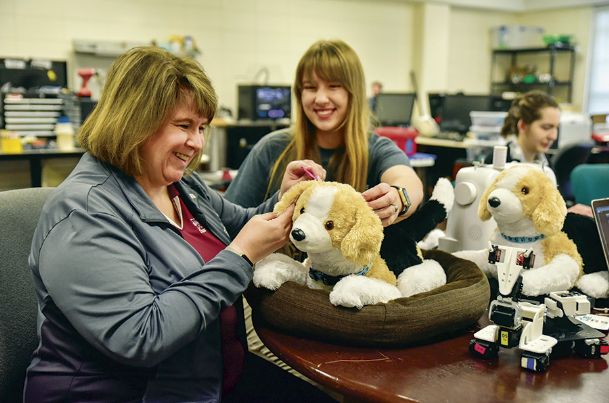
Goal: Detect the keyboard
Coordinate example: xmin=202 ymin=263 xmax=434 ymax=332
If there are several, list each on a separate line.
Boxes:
xmin=434 ymin=131 xmax=467 ymax=142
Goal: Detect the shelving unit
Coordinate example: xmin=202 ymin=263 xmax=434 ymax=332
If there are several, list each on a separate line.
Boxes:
xmin=73 ymin=39 xmax=147 ymax=57
xmin=490 ymin=46 xmax=575 ymax=102
xmin=2 ymin=97 xmax=64 ymax=138
xmin=0 ymin=57 xmax=69 ymax=147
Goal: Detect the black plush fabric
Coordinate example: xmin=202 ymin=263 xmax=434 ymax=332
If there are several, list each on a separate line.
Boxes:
xmin=247 ymin=250 xmax=489 ymax=347
xmin=0 ymin=188 xmax=54 ymax=403
xmin=563 ymin=212 xmax=608 ymax=274
xmin=381 ymin=199 xmax=447 ymax=275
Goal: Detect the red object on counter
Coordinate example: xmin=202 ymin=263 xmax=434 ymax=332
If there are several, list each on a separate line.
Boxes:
xmin=592 ymin=132 xmax=609 ymax=144
xmin=375 ymin=126 xmax=418 ymax=156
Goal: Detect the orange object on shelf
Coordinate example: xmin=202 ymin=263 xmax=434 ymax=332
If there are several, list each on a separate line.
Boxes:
xmin=375 ymin=126 xmax=418 ymax=156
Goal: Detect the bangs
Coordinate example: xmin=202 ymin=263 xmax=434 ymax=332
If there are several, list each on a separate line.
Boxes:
xmin=300 ymin=48 xmax=351 ymax=92
xmin=188 ymin=88 xmax=216 ymax=122
xmin=177 ymin=71 xmax=217 ymax=123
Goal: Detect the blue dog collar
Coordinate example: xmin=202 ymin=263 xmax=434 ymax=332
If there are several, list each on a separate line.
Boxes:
xmin=500 ymin=233 xmax=545 ymax=243
xmin=309 ymin=265 xmax=370 ymax=286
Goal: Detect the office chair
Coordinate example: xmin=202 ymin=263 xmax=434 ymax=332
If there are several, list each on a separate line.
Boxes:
xmin=571 ymin=163 xmax=609 ymax=206
xmin=550 ymin=143 xmax=593 ymax=202
xmin=0 ymin=187 xmax=54 ymax=403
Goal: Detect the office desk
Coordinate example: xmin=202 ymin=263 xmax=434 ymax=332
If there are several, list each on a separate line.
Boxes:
xmin=0 ymin=149 xmax=84 ymax=187
xmin=415 ymin=135 xmax=470 ymax=149
xmin=254 ymin=315 xmax=609 ymax=403
xmin=414 ymin=137 xmax=469 ymax=195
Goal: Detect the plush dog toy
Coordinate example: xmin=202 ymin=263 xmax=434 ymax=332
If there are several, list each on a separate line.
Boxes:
xmin=253 ymin=178 xmax=454 ymax=308
xmin=454 ymin=164 xmax=583 ymax=297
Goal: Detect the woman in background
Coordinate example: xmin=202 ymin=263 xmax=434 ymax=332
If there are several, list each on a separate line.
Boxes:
xmin=24 ymin=46 xmax=333 ymax=403
xmin=499 ymin=90 xmax=560 ymax=166
xmin=499 ymin=91 xmax=607 ymax=281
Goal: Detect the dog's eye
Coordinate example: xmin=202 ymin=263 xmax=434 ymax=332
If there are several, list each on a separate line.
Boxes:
xmin=300 ymin=207 xmax=305 ymax=214
xmin=521 ymin=186 xmax=529 ymax=195
xmin=324 ymin=220 xmax=334 ymax=230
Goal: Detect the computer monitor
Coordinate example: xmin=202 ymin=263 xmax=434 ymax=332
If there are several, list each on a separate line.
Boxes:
xmin=428 ymin=93 xmax=445 ymax=122
xmin=0 ymin=58 xmax=68 ymax=90
xmin=374 ymin=92 xmax=416 ymax=127
xmin=440 ymin=94 xmax=493 ymax=134
xmin=225 ymin=122 xmax=290 ymax=169
xmin=592 ymin=197 xmax=609 ymax=271
xmin=238 ymin=85 xmax=291 ymax=121
xmin=490 ymin=95 xmax=513 ymax=112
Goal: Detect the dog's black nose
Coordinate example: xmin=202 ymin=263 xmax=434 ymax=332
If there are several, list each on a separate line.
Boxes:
xmin=291 ymin=228 xmax=306 ymax=241
xmin=488 ymin=197 xmax=501 ymax=208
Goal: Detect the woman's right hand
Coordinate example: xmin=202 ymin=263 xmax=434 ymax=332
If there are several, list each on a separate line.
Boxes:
xmin=279 ymin=160 xmax=326 ymax=198
xmin=229 ymin=204 xmax=295 ymax=264
xmin=567 ymin=203 xmax=593 ymax=218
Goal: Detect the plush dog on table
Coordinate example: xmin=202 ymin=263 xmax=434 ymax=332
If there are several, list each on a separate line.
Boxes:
xmin=253 ymin=178 xmax=454 ymax=308
xmin=454 ymin=164 xmax=583 ymax=297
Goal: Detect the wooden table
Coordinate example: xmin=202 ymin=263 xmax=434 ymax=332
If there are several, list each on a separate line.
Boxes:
xmin=0 ymin=149 xmax=84 ymax=187
xmin=254 ymin=315 xmax=609 ymax=403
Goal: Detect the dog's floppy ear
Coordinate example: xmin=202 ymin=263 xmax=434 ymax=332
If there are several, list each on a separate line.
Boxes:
xmin=274 ymin=180 xmax=316 ymax=215
xmin=531 ymin=176 xmax=567 ymax=235
xmin=340 ymin=207 xmax=384 ymax=266
xmin=477 ymin=177 xmax=497 ymax=221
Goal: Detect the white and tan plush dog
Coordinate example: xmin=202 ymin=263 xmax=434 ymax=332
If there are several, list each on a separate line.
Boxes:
xmin=253 ymin=181 xmax=402 ymax=309
xmin=454 ymin=164 xmax=583 ymax=296
xmin=254 ymin=181 xmax=401 ymax=308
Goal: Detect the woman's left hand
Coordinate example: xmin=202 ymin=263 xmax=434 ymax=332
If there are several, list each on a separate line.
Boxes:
xmin=362 ymin=183 xmax=401 ymax=227
xmin=279 ymin=160 xmax=326 ymax=197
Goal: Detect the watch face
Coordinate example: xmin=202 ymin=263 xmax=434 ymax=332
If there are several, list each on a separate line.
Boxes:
xmin=402 ymin=188 xmax=411 ymax=207
xmin=392 ymin=185 xmax=410 ymax=215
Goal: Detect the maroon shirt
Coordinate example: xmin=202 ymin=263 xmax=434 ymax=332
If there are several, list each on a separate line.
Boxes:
xmin=169 ymin=185 xmax=245 ymax=394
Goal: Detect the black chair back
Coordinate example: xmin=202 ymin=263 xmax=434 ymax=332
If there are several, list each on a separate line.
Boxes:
xmin=0 ymin=188 xmax=54 ymax=402
xmin=551 ymin=143 xmax=593 ymax=202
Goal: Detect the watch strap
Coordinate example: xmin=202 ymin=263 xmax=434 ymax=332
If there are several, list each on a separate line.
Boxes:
xmin=226 ymin=245 xmax=254 ymax=266
xmin=390 ymin=185 xmax=411 ymax=216
xmin=240 ymin=253 xmax=254 ymax=267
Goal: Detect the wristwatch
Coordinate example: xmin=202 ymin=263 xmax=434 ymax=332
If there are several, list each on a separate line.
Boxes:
xmin=226 ymin=245 xmax=254 ymax=267
xmin=390 ymin=185 xmax=411 ymax=216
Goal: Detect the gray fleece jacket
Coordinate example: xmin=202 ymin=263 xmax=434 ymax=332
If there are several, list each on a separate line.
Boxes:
xmin=25 ymin=153 xmax=277 ymax=402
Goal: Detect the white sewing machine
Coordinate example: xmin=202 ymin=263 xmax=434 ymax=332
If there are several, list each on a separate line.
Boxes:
xmin=438 ymin=146 xmax=507 ymax=252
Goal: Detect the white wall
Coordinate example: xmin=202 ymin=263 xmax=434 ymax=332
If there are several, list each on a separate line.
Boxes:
xmin=0 ymin=0 xmax=597 ymax=113
xmin=446 ymin=8 xmax=518 ymax=94
xmin=0 ymin=0 xmax=598 ymax=188
xmin=518 ymin=7 xmax=595 ymax=111
xmin=0 ymin=0 xmax=417 ymax=188
xmin=0 ymin=0 xmax=416 ymax=111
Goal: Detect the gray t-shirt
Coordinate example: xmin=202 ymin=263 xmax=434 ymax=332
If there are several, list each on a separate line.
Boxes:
xmin=225 ymin=128 xmax=411 ymax=207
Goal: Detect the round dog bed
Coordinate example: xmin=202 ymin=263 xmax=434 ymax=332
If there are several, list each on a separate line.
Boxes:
xmin=246 ymin=249 xmax=490 ymax=346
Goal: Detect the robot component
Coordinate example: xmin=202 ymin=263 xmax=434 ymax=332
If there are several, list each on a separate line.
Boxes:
xmin=469 ymin=244 xmax=608 ymax=372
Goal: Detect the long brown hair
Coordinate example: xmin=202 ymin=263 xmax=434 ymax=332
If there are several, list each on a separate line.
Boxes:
xmin=78 ymin=46 xmax=217 ymax=176
xmin=266 ymin=39 xmax=370 ymax=196
xmin=501 ymin=90 xmax=559 ymax=138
